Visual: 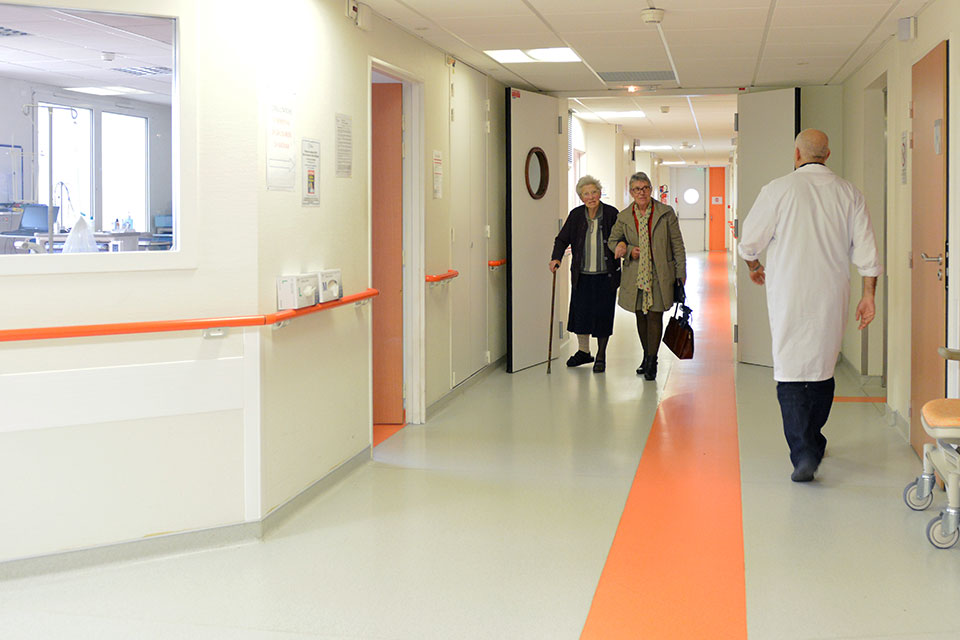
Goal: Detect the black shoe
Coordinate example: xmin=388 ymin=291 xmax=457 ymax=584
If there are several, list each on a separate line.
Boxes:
xmin=636 ymin=356 xmax=649 ymax=375
xmin=791 ymin=459 xmax=817 ymax=483
xmin=566 ymin=350 xmax=594 ymax=367
xmin=593 ymin=359 xmax=605 ymax=373
xmin=643 ymin=357 xmax=658 ymax=381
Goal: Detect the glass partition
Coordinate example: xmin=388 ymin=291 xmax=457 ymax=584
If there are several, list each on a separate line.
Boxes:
xmin=0 ymin=3 xmax=175 ymax=254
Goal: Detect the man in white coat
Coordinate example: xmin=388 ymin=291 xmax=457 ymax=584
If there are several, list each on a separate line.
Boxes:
xmin=739 ymin=129 xmax=883 ymax=482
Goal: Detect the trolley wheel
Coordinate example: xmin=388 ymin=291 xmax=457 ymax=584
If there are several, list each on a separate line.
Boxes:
xmin=926 ymin=515 xmax=960 ymax=550
xmin=903 ymin=479 xmax=934 ymax=511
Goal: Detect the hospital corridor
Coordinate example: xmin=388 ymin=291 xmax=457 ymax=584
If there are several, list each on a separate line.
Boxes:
xmin=3 ymin=0 xmax=960 ymax=638
xmin=0 ymin=252 xmax=957 ymax=638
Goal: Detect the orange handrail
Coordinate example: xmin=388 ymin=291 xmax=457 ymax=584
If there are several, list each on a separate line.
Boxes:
xmin=488 ymin=260 xmax=506 ymax=267
xmin=425 ymin=270 xmax=459 ymax=283
xmin=0 ymin=288 xmax=380 ymax=343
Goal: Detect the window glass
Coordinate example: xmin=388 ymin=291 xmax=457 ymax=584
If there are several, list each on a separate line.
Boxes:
xmin=37 ymin=103 xmax=93 ymax=231
xmin=102 ymin=112 xmax=147 ymax=232
xmin=0 ymin=5 xmax=175 ymax=255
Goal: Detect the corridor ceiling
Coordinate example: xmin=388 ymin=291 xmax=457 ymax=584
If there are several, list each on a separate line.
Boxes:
xmin=364 ymin=0 xmax=933 ymax=164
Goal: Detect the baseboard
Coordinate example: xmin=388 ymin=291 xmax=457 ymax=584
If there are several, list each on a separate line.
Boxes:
xmin=260 ymin=445 xmax=371 ymax=538
xmin=0 ymin=520 xmax=261 ymax=582
xmin=0 ymin=446 xmax=372 ymax=581
xmin=888 ymin=407 xmax=910 ymax=443
xmin=427 ymin=356 xmax=505 ymax=420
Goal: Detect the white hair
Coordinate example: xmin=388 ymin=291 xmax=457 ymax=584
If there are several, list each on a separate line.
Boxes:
xmin=576 ymin=175 xmax=603 ymax=197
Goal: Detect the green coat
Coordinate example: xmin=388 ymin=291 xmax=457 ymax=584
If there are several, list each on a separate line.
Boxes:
xmin=607 ymin=200 xmax=687 ymax=312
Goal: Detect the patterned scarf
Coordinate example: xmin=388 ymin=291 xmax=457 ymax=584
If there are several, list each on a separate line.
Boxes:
xmin=633 ymin=201 xmax=654 ymax=313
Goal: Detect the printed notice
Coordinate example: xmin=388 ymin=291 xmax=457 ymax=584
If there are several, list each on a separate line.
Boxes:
xmin=302 ymin=138 xmax=320 ymax=206
xmin=267 ymin=101 xmax=296 ymax=191
xmin=335 ymin=113 xmax=353 ymax=178
xmin=432 ymin=150 xmax=443 ymax=199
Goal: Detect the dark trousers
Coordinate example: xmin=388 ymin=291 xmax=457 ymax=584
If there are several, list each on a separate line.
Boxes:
xmin=776 ymin=378 xmax=835 ymax=468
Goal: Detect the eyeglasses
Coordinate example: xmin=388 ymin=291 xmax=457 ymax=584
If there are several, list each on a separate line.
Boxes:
xmin=630 ymin=185 xmax=652 ymax=194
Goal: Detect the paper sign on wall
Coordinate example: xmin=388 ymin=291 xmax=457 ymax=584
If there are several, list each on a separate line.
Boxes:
xmin=335 ymin=113 xmax=353 ymax=178
xmin=302 ymin=138 xmax=320 ymax=206
xmin=433 ymin=151 xmax=443 ymax=199
xmin=267 ymin=101 xmax=296 ymax=191
xmin=712 ymin=196 xmax=723 ymax=205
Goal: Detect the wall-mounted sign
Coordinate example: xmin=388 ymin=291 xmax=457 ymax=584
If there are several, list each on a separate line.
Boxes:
xmin=712 ymin=196 xmax=723 ymax=205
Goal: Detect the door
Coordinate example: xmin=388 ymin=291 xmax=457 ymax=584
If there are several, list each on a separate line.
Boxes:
xmin=709 ymin=167 xmax=726 ymax=251
xmin=673 ymin=166 xmax=706 ymax=251
xmin=450 ymin=63 xmax=488 ymax=386
xmin=372 ymin=82 xmax=404 ymax=425
xmin=736 ymin=88 xmax=797 ymax=368
xmin=911 ymin=41 xmax=948 ymax=456
xmin=506 ymin=87 xmax=562 ymax=372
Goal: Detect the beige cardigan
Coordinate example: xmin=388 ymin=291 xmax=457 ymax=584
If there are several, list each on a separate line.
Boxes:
xmin=607 ymin=200 xmax=687 ymax=312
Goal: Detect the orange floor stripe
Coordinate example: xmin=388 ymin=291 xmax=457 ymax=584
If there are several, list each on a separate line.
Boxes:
xmin=834 ymin=396 xmax=886 ymax=403
xmin=581 ymin=253 xmax=747 ymax=639
xmin=372 ymin=423 xmax=404 ymax=448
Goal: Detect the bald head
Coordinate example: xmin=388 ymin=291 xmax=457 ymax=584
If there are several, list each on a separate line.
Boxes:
xmin=795 ymin=129 xmax=830 ymax=166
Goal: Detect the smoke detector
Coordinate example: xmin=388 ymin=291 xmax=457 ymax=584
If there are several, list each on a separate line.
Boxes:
xmin=640 ymin=8 xmax=665 ymax=24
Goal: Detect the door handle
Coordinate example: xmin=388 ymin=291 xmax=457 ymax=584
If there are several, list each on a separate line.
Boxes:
xmin=920 ymin=252 xmax=943 ymax=264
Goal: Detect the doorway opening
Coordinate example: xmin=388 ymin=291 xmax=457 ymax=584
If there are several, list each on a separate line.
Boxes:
xmin=370 ymin=61 xmax=425 ymax=450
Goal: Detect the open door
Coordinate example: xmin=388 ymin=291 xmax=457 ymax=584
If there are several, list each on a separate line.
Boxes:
xmin=735 ymin=87 xmax=797 ymax=368
xmin=372 ymin=81 xmax=404 ymax=427
xmin=506 ymin=87 xmax=562 ymax=373
xmin=910 ymin=41 xmax=948 ymax=456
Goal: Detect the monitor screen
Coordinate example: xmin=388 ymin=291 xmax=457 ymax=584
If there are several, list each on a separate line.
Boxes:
xmin=19 ymin=204 xmax=59 ymax=231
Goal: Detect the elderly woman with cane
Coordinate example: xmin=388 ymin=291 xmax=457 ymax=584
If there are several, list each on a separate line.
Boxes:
xmin=549 ymin=175 xmax=621 ymax=373
xmin=609 ymin=171 xmax=686 ymax=380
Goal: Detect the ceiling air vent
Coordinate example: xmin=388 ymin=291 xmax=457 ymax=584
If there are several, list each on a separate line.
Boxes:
xmin=114 ymin=65 xmax=173 ymax=76
xmin=598 ymin=71 xmax=675 ymax=83
xmin=0 ymin=26 xmax=31 ymax=37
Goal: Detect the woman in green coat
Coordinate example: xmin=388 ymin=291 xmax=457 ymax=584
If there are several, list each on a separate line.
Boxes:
xmin=608 ymin=171 xmax=686 ymax=380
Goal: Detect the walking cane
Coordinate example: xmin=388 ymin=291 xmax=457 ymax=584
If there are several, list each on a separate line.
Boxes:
xmin=547 ymin=269 xmax=557 ymax=374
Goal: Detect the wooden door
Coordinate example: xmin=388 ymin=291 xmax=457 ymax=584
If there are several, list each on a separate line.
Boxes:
xmin=709 ymin=166 xmax=726 ymax=251
xmin=372 ymin=83 xmax=404 ymax=425
xmin=911 ymin=41 xmax=948 ymax=455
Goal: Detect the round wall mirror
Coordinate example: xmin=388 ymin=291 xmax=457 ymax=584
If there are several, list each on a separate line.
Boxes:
xmin=525 ymin=147 xmax=549 ymax=199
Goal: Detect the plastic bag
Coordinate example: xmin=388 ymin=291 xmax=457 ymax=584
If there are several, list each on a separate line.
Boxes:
xmin=62 ymin=216 xmax=100 ymax=253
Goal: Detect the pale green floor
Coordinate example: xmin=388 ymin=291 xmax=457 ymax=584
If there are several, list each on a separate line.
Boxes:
xmin=0 ymin=254 xmax=958 ymax=639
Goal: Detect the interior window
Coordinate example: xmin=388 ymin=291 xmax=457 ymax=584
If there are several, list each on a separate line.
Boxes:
xmin=0 ymin=4 xmax=175 ymax=255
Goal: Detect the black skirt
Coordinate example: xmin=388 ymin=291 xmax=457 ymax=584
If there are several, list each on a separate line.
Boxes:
xmin=567 ymin=273 xmax=617 ymax=337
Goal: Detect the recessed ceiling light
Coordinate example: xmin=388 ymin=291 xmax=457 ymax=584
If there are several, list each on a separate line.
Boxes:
xmin=582 ymin=110 xmax=646 ymax=119
xmin=525 ymin=47 xmax=580 ymax=63
xmin=65 ymin=86 xmax=151 ymax=96
xmin=484 ymin=47 xmax=580 ymax=63
xmin=662 ymin=160 xmax=687 ymax=165
xmin=636 ymin=145 xmax=672 ymax=150
xmin=484 ymin=49 xmax=534 ymax=63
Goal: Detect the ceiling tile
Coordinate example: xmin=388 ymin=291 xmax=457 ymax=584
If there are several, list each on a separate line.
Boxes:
xmin=460 ymin=33 xmax=564 ymax=50
xmin=388 ymin=0 xmax=530 ymax=19
xmin=772 ymin=4 xmax=889 ymax=27
xmin=434 ymin=15 xmax=551 ymax=36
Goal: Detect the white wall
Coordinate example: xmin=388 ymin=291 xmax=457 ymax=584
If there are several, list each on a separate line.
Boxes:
xmin=841 ymin=0 xmax=960 ymax=426
xmin=0 ymin=0 xmax=507 ymax=563
xmin=583 ymin=122 xmax=618 ymax=208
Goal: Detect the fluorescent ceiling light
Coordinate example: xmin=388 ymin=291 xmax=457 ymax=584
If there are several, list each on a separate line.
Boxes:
xmin=582 ymin=110 xmax=646 ymax=119
xmin=65 ymin=86 xmax=151 ymax=96
xmin=637 ymin=145 xmax=672 ymax=150
xmin=484 ymin=49 xmax=534 ymax=63
xmin=661 ymin=160 xmax=687 ymax=165
xmin=485 ymin=47 xmax=581 ymax=63
xmin=525 ymin=47 xmax=580 ymax=62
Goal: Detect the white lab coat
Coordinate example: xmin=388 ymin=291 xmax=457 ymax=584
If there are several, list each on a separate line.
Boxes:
xmin=738 ymin=164 xmax=883 ymax=382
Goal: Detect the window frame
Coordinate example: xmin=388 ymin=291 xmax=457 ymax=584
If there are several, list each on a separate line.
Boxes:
xmin=1 ymin=11 xmax=191 ymax=276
